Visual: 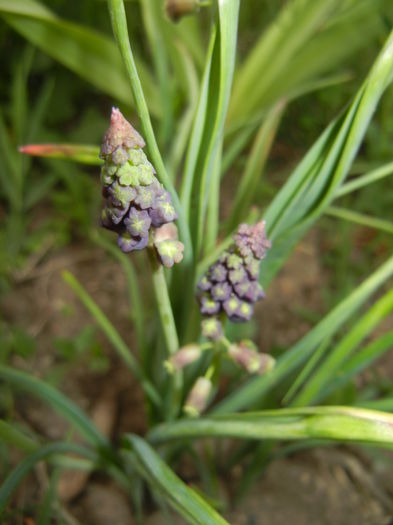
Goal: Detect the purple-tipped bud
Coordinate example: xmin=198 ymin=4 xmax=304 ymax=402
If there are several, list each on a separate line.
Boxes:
xmin=150 ymin=194 xmax=178 ymax=226
xmin=100 ymin=108 xmax=145 ymax=157
xmin=201 ymin=318 xmax=223 ymax=341
xmin=223 ymin=295 xmax=241 ymax=318
xmin=108 ymin=182 xmax=136 ymax=209
xmin=184 ymin=377 xmax=212 ymax=417
xmin=197 ymin=276 xmax=212 ymax=291
xmin=228 ymin=341 xmax=275 ymax=375
xmin=124 ymin=207 xmax=151 ymax=237
xmin=200 ymin=296 xmax=220 ymax=315
xmin=228 ymin=266 xmax=247 ymax=285
xmin=234 ymin=221 xmax=271 ymax=260
xmin=243 ymin=281 xmax=265 ymax=303
xmin=117 ymin=232 xmax=148 ymax=253
xmin=105 ymin=204 xmax=128 ymax=225
xmin=134 ymin=183 xmax=160 ymax=209
xmin=164 ymin=344 xmax=202 ymax=374
xmin=232 ymin=301 xmax=254 ymax=322
xmin=210 ymin=263 xmax=227 ymax=283
xmin=211 ymin=282 xmax=232 ymax=302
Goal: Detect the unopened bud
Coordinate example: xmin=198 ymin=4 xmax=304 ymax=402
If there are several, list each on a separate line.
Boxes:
xmin=164 ymin=344 xmax=202 ymax=374
xmin=184 ymin=377 xmax=212 ymax=417
xmin=228 ymin=340 xmax=275 ymax=375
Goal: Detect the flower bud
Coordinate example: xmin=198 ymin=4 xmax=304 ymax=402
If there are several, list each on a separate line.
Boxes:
xmin=164 ymin=344 xmax=202 ymax=374
xmin=228 ymin=340 xmax=275 ymax=375
xmin=99 ymin=108 xmax=184 ymax=265
xmin=184 ymin=377 xmax=212 ymax=417
xmin=201 ymin=318 xmax=223 ymax=341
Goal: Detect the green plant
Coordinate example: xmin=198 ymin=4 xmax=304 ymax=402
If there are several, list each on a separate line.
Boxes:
xmin=1 ymin=0 xmax=393 ymax=523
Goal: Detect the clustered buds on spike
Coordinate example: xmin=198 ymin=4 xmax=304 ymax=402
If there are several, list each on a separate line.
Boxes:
xmin=197 ymin=222 xmax=271 ymax=335
xmin=99 ymin=108 xmax=184 ymax=267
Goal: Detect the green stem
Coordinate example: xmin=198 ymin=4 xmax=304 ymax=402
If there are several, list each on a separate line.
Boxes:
xmin=107 ymin=0 xmax=192 ymax=266
xmin=147 ymin=248 xmax=182 ymax=418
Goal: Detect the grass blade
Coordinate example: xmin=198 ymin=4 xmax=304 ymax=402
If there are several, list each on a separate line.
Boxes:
xmin=336 ymin=161 xmax=393 ymax=197
xmin=291 ymin=288 xmax=393 ymax=406
xmin=325 ymin=206 xmax=393 ymax=235
xmin=122 ymin=434 xmax=230 ymax=525
xmin=62 ymin=271 xmax=161 ymax=408
xmin=19 ymin=143 xmax=102 ymax=165
xmin=149 ymin=406 xmax=393 ymax=448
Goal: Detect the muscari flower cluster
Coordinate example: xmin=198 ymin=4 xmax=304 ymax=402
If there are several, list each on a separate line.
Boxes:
xmin=197 ymin=221 xmax=271 ymax=336
xmin=100 ymin=108 xmax=184 ymax=267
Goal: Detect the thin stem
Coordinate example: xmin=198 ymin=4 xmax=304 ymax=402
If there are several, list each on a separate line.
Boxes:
xmin=107 ymin=0 xmax=192 ymax=266
xmin=147 ymin=248 xmax=182 ymax=418
xmin=147 ymin=249 xmax=179 ymax=357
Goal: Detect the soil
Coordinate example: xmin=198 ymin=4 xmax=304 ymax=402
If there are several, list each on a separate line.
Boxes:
xmin=1 ymin=229 xmax=393 ymax=524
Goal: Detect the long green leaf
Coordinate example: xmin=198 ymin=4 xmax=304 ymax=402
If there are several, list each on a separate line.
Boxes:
xmin=122 ymin=434 xmax=230 ymax=525
xmin=0 ymin=0 xmax=160 ymax=116
xmin=228 ymin=0 xmax=383 ymax=125
xmin=260 ymin=26 xmax=393 ymax=287
xmin=149 ymin=406 xmax=393 ymax=447
xmin=0 ymin=365 xmax=106 ymax=446
xmin=291 ymin=287 xmax=393 ymax=406
xmin=62 ymin=271 xmax=161 ymax=408
xmin=187 ymin=0 xmax=240 ymax=257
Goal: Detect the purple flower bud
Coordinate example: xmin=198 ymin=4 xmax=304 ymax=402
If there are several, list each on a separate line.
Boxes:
xmin=100 ymin=108 xmax=145 ymax=157
xmin=150 ymin=193 xmax=178 ymax=226
xmin=108 ymin=182 xmax=136 ymax=208
xmin=201 ymin=318 xmax=223 ymax=341
xmin=200 ymin=296 xmax=221 ymax=315
xmin=164 ymin=344 xmax=202 ymax=373
xmin=228 ymin=266 xmax=247 ymax=285
xmin=135 ymin=182 xmax=161 ymax=210
xmin=223 ymin=295 xmax=241 ymax=318
xmin=232 ymin=301 xmax=254 ymax=322
xmin=106 ymin=203 xmax=128 ymax=225
xmin=184 ymin=377 xmax=212 ymax=417
xmin=117 ymin=232 xmax=148 ymax=253
xmin=211 ymin=282 xmax=232 ymax=302
xmin=101 ymin=164 xmax=117 ymax=186
xmin=210 ymin=263 xmax=227 ymax=283
xmin=100 ymin=208 xmax=122 ymax=232
xmin=233 ymin=280 xmax=251 ymax=299
xmin=124 ymin=207 xmax=151 ymax=237
xmin=243 ymin=281 xmax=265 ymax=303
xmin=197 ymin=276 xmax=212 ymax=291
xmin=234 ymin=221 xmax=271 ymax=260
